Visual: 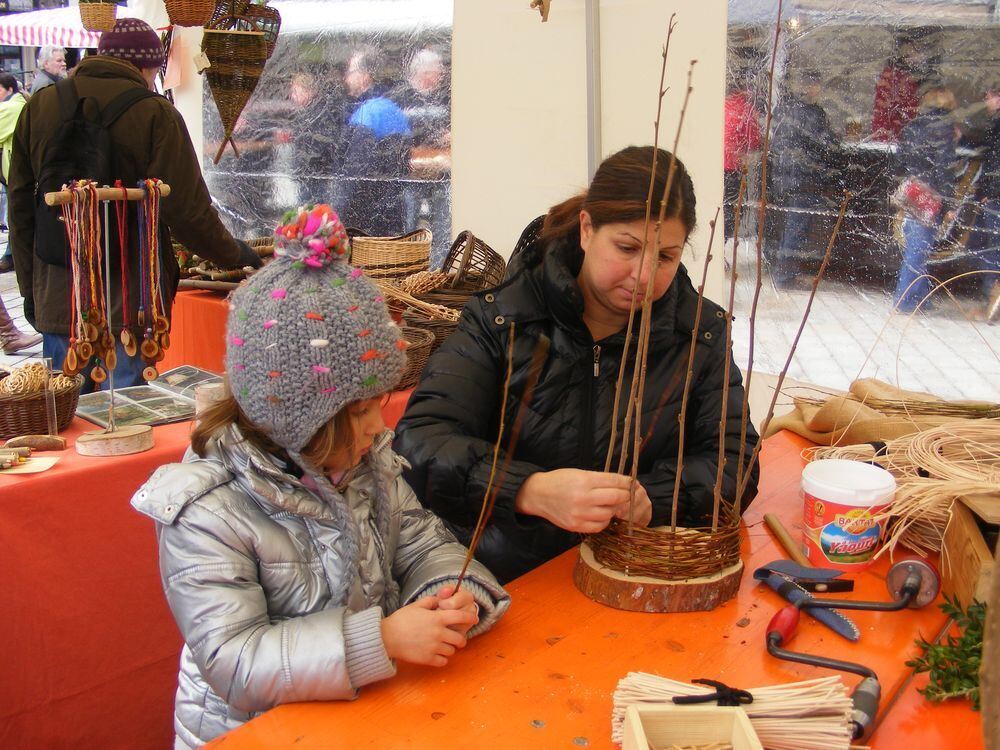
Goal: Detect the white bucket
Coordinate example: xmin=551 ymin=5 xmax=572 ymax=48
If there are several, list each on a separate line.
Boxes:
xmin=801 ymin=459 xmax=896 ymax=570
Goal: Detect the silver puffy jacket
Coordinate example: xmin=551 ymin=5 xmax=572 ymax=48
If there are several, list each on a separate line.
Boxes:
xmin=132 ymin=425 xmax=510 ymax=749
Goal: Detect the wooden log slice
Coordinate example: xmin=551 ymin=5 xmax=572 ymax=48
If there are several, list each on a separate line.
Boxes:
xmin=574 ymin=541 xmax=743 ymax=613
xmin=76 ymin=425 xmax=154 ymax=457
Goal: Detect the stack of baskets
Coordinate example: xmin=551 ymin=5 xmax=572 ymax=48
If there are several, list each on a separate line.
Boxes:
xmin=350 ymin=228 xmax=432 ymax=282
xmin=0 ymin=364 xmax=83 ymax=440
xmin=396 ymin=231 xmax=506 ymax=356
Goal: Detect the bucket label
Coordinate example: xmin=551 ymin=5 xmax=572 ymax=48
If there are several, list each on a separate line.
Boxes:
xmin=803 ymin=493 xmax=887 ymax=569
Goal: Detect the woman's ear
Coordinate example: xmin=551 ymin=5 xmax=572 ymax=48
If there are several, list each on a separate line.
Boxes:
xmin=579 ymin=210 xmax=594 ymax=252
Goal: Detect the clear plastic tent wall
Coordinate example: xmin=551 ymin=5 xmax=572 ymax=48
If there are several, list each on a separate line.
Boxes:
xmin=726 ymin=0 xmax=1000 ymax=399
xmin=202 ymin=0 xmax=453 ymax=265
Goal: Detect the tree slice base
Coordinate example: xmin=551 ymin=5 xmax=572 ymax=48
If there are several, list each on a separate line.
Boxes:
xmin=574 ymin=541 xmax=743 ymax=613
xmin=76 ymin=425 xmax=155 ymax=457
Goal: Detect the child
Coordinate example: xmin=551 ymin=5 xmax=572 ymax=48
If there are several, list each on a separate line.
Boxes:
xmin=132 ymin=204 xmax=510 ymax=749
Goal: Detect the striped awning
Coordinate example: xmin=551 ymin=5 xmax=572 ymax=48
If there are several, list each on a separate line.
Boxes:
xmin=0 ymin=6 xmax=134 ymax=49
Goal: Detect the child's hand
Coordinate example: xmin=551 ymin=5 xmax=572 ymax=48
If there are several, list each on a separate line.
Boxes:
xmin=381 ymin=596 xmax=477 ymax=667
xmin=436 ymin=584 xmax=480 ymax=636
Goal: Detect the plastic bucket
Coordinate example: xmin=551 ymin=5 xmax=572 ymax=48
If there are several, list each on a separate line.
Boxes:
xmin=801 ymin=459 xmax=896 ymax=570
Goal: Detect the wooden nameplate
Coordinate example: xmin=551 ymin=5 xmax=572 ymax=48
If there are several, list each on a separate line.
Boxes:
xmin=75 ymin=425 xmax=154 ymax=457
xmin=574 ymin=540 xmax=743 ymax=613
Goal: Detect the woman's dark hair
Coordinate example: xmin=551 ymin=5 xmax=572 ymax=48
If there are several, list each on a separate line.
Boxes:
xmin=541 ymin=146 xmax=697 ymax=244
xmin=0 ymin=74 xmax=20 ymax=94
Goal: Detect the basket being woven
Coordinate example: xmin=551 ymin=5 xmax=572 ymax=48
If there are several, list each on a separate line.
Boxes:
xmin=402 ymin=308 xmax=458 ymax=356
xmin=442 ymin=231 xmax=506 ymax=290
xmin=351 ymin=228 xmax=432 ymax=281
xmin=78 ymin=3 xmax=116 ymax=32
xmin=398 ymin=326 xmax=435 ymax=390
xmin=0 ymin=373 xmax=84 ymax=440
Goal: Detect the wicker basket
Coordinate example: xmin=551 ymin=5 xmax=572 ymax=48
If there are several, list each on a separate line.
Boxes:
xmin=351 ymin=228 xmax=431 ymax=282
xmin=78 ymin=2 xmax=117 ymax=32
xmin=0 ymin=373 xmax=84 ymax=440
xmin=441 ymin=231 xmax=506 ymax=290
xmin=402 ymin=309 xmax=458 ymax=356
xmin=164 ymin=0 xmax=214 ymax=27
xmin=397 ymin=326 xmax=435 ymax=390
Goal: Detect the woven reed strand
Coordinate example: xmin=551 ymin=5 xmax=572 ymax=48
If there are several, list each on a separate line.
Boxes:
xmin=588 ymin=504 xmax=742 ymax=580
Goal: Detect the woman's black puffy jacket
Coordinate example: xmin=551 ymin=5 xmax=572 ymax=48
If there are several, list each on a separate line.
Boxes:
xmin=395 ymin=229 xmax=759 ymax=582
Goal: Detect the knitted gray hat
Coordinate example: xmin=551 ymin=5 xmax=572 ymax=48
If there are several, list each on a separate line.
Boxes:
xmin=225 ymin=203 xmax=406 ymax=454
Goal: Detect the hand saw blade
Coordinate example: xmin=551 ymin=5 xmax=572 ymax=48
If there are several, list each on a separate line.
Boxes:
xmin=758 ymin=572 xmax=860 ymax=641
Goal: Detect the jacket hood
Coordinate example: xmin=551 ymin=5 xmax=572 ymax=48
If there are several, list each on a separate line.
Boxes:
xmin=74 ymin=55 xmax=149 ymax=88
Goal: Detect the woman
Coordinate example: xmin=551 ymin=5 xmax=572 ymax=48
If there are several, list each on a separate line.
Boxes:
xmin=133 ymin=204 xmax=508 ymax=748
xmin=396 ymin=146 xmax=760 ymax=582
xmin=893 ymin=83 xmax=958 ymax=312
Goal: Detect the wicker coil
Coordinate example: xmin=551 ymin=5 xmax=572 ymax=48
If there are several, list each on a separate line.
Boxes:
xmin=441 ymin=231 xmax=506 ymax=290
xmin=78 ymin=3 xmax=117 ymax=32
xmin=351 ymin=228 xmax=432 ymax=282
xmin=397 ymin=326 xmax=435 ymax=390
xmin=164 ymin=0 xmax=214 ymax=27
xmin=0 ymin=373 xmax=84 ymax=440
xmin=402 ymin=308 xmax=458 ymax=356
xmin=203 ymin=23 xmax=268 ymax=164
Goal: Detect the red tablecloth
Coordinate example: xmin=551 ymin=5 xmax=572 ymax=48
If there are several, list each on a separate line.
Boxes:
xmin=1 ymin=390 xmax=413 ymax=750
xmin=160 ymin=290 xmax=230 ymax=374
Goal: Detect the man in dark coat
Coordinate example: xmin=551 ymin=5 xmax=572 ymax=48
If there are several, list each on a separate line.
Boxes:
xmin=9 ymin=19 xmax=259 ymax=387
xmin=770 ymin=69 xmax=840 ymax=288
xmin=396 ymin=221 xmax=760 ymax=583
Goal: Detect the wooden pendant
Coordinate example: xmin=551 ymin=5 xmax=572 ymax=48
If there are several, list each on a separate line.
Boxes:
xmin=121 ymin=330 xmax=138 ymax=357
xmin=64 ymin=346 xmax=79 ymax=373
xmin=105 ymin=349 xmax=118 ymax=370
xmin=153 ymin=315 xmax=169 ymax=334
xmin=140 ymin=338 xmax=159 ymax=360
xmin=87 ymin=308 xmax=101 ymax=325
xmin=142 ymin=366 xmax=159 ymax=382
xmin=90 ymin=366 xmax=107 ymax=384
xmin=83 ymin=322 xmax=99 ymax=342
xmin=77 ymin=341 xmax=94 ymax=361
xmin=159 ymin=332 xmax=170 ymax=351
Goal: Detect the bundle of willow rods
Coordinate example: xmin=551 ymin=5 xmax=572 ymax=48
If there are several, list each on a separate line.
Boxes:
xmin=613 ymin=673 xmax=854 ymax=750
xmin=808 ymin=419 xmax=1000 ymax=557
xmin=589 ymin=508 xmax=741 ymax=580
xmin=795 ymin=392 xmax=1000 ymax=421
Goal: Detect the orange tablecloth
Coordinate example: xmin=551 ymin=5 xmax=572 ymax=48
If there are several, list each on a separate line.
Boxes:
xmin=205 ymin=432 xmax=984 ymax=750
xmin=160 ymin=289 xmax=230 ymax=374
xmin=0 ymin=391 xmax=413 ymax=750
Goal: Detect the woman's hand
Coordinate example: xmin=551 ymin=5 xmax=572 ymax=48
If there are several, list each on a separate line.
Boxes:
xmin=612 ymin=482 xmax=653 ymax=528
xmin=381 ymin=596 xmax=477 ymax=667
xmin=514 ymin=469 xmax=651 ymax=533
xmin=435 ymin=584 xmax=480 ymax=636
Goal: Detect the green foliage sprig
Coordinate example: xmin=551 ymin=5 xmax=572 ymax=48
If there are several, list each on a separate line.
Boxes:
xmin=906 ymin=596 xmax=986 ymax=710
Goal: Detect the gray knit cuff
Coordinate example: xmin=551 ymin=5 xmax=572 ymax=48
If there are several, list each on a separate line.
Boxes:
xmin=413 ymin=578 xmax=498 ymax=639
xmin=343 ymin=606 xmax=396 ymax=689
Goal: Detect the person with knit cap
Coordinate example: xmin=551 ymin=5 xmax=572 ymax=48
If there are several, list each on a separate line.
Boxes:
xmin=132 ymin=203 xmax=510 ymax=749
xmin=8 ymin=18 xmax=260 ymax=390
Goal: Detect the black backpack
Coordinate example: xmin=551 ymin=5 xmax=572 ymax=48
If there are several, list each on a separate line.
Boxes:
xmin=34 ymin=78 xmax=158 ymax=267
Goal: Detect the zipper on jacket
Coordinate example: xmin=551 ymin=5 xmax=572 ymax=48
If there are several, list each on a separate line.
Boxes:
xmin=593 ymin=345 xmax=601 ymax=377
xmin=580 ymin=345 xmax=599 ymax=469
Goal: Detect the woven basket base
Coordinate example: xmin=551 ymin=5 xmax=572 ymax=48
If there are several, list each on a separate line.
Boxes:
xmin=574 ymin=541 xmax=743 ymax=613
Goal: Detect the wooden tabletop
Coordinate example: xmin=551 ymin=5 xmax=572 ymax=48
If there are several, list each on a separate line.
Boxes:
xmin=206 ymin=431 xmax=984 ymax=749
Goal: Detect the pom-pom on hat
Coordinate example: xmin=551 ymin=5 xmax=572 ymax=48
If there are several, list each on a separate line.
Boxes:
xmin=225 ymin=203 xmax=407 ymax=455
xmin=98 ymin=19 xmax=166 ymax=70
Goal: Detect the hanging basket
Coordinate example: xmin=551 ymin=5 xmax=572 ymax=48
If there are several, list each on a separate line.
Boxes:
xmin=165 ymin=0 xmax=214 ymax=27
xmin=78 ymin=2 xmax=117 ymax=33
xmin=202 ymin=21 xmax=267 ymax=164
xmin=350 ymin=228 xmax=432 ymax=282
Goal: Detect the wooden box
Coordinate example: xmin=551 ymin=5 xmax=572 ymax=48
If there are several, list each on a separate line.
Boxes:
xmin=942 ymin=495 xmax=997 ymax=609
xmin=621 ymin=705 xmax=763 ymax=750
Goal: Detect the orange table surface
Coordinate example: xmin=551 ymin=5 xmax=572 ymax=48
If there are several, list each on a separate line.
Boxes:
xmin=206 ymin=431 xmax=984 ymax=750
xmin=0 ymin=391 xmax=413 ymax=750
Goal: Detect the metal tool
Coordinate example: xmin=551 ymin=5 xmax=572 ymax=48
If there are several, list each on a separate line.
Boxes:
xmin=763 ymin=557 xmax=941 ymax=741
xmin=754 ymin=561 xmax=859 ymax=641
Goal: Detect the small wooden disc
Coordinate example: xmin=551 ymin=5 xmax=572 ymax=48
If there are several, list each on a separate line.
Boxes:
xmin=159 ymin=332 xmax=171 ymax=350
xmin=154 ymin=348 xmax=165 ymax=363
xmin=83 ymin=322 xmax=99 ymax=342
xmin=87 ymin=308 xmax=101 ymax=325
xmin=573 ymin=541 xmax=743 ymax=613
xmin=64 ymin=346 xmax=78 ymax=373
xmin=90 ymin=366 xmax=107 ymax=384
xmin=78 ymin=341 xmax=94 ymax=360
xmin=105 ymin=349 xmax=118 ymax=370
xmin=153 ymin=315 xmax=169 ymax=334
xmin=76 ymin=424 xmax=154 ymax=457
xmin=140 ymin=339 xmax=160 ymax=359
xmin=142 ymin=366 xmax=159 ymax=381
xmin=122 ymin=331 xmax=138 ymax=357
